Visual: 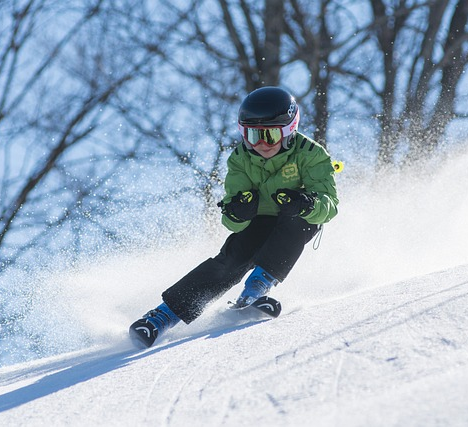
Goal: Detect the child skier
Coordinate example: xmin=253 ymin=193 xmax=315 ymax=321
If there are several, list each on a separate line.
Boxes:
xmin=130 ymin=86 xmax=339 ymax=348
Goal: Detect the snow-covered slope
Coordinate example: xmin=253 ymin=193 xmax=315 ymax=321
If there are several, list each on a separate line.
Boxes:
xmin=1 ymin=150 xmax=468 ymax=426
xmin=1 ymin=263 xmax=468 ymax=427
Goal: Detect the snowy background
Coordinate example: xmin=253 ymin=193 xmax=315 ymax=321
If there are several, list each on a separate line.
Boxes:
xmin=0 ymin=146 xmax=467 ymax=426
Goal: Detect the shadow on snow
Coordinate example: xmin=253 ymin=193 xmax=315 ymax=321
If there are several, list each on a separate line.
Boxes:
xmin=0 ymin=318 xmax=269 ymax=412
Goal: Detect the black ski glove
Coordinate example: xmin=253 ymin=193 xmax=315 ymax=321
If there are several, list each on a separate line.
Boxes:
xmin=272 ymin=188 xmax=315 ymax=217
xmin=217 ymin=190 xmax=259 ymax=223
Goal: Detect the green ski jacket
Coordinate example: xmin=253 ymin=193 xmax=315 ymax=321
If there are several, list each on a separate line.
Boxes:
xmin=220 ymin=132 xmax=339 ymax=233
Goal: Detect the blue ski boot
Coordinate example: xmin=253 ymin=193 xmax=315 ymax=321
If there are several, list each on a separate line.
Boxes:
xmin=234 ymin=265 xmax=279 ymax=308
xmin=129 ymin=302 xmax=180 ymax=348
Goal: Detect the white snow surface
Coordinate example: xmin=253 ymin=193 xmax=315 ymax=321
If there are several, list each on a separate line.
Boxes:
xmin=1 ymin=151 xmax=468 ymax=426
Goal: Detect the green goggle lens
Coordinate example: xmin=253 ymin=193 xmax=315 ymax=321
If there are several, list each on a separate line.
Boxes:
xmin=245 ymin=127 xmax=283 ymax=146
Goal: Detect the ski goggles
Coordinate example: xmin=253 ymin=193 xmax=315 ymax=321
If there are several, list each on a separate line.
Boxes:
xmin=238 ymin=110 xmax=300 ymax=147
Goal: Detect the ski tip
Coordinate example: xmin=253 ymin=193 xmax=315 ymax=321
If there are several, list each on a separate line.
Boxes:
xmin=251 ymin=296 xmax=282 ymax=318
xmin=228 ymin=296 xmax=282 ymax=317
xmin=129 ymin=319 xmax=158 ymax=349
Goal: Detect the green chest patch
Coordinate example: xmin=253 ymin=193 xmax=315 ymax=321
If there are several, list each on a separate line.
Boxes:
xmin=281 ymin=163 xmax=299 ymax=182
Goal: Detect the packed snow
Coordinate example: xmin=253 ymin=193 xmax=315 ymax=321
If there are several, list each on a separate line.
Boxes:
xmin=1 ymin=150 xmax=468 ymax=426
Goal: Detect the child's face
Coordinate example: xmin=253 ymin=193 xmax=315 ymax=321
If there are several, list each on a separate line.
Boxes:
xmin=252 ymin=142 xmax=282 ymax=159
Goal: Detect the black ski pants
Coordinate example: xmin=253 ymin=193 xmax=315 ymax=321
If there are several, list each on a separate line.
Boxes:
xmin=162 ymin=215 xmax=320 ymax=323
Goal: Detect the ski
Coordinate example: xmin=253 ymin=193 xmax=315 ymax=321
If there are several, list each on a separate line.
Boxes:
xmin=129 ymin=318 xmax=159 ymax=349
xmin=130 ymin=295 xmax=282 ymax=349
xmin=229 ymin=296 xmax=282 ymax=318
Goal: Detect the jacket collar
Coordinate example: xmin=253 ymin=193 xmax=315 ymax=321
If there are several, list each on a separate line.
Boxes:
xmin=246 ymin=136 xmax=298 ymax=171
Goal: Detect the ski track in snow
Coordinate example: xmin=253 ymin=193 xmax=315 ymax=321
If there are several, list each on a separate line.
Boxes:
xmin=1 ymin=264 xmax=468 ymax=426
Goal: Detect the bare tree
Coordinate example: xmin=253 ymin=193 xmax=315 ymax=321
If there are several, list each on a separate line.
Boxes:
xmin=367 ymin=0 xmax=468 ymax=165
xmin=0 ymin=0 xmax=180 ymax=269
xmin=283 ymin=0 xmax=336 ymax=146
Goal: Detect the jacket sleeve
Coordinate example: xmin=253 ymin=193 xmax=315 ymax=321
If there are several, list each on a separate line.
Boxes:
xmin=220 ymin=148 xmax=254 ymax=232
xmin=300 ymin=144 xmax=339 ymax=224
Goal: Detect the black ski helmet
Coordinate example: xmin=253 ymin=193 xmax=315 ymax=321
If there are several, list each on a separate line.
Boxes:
xmin=238 ymin=86 xmax=300 ymax=149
